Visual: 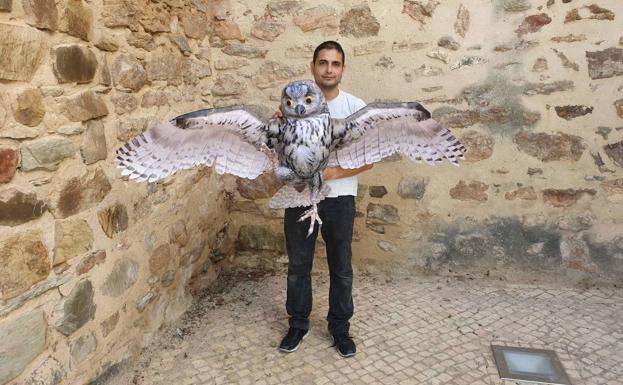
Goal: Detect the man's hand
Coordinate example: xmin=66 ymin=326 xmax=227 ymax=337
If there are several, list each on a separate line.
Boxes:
xmin=323 ymin=164 xmax=373 ymax=181
xmin=272 ymin=110 xmax=283 ymax=119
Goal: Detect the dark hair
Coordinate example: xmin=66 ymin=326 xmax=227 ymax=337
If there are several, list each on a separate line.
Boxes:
xmin=312 ymin=40 xmax=345 ymax=65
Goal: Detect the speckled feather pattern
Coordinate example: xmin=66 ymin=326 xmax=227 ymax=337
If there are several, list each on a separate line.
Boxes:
xmin=115 ymin=81 xmax=466 ymax=209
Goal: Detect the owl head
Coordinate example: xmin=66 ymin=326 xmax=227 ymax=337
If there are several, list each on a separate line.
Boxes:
xmin=280 ymin=80 xmax=328 ymax=118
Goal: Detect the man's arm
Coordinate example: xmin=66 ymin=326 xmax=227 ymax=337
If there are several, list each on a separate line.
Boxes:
xmin=322 ymin=94 xmax=372 ymax=180
xmin=323 ymin=164 xmax=373 ymax=180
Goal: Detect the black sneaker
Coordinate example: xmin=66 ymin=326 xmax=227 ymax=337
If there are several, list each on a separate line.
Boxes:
xmin=279 ymin=327 xmax=309 ymax=353
xmin=332 ymin=333 xmax=356 ymax=357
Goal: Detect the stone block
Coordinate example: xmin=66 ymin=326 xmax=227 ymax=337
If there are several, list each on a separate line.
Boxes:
xmin=366 ymin=203 xmax=400 ymax=225
xmin=0 ymin=188 xmax=47 ymax=226
xmin=222 ymin=43 xmax=267 ymax=58
xmin=604 ymin=140 xmax=623 ymax=168
xmin=97 ymin=203 xmax=128 ymax=238
xmin=55 ymin=279 xmax=96 ymax=335
xmin=522 ymin=80 xmax=574 ymax=95
xmin=565 ymin=4 xmax=614 ymax=23
xmin=49 ymin=167 xmax=112 ymax=218
xmin=138 ymin=1 xmax=170 ymax=33
xmin=614 ymin=99 xmax=623 ymax=118
xmin=0 ymin=0 xmax=11 ymax=11
xmin=0 ymin=230 xmax=49 ymax=300
xmin=95 ymin=32 xmax=119 ymax=52
xmin=54 ymin=217 xmax=93 ymax=266
xmin=377 ymin=240 xmax=396 ymax=252
xmin=236 ymin=224 xmax=283 ymax=252
xmin=182 ymin=11 xmax=208 ymax=40
xmin=505 ymin=186 xmax=537 ymax=200
xmin=112 ymin=54 xmax=147 ymax=92
xmin=586 ymin=47 xmax=623 ymax=80
xmin=213 ymin=20 xmax=244 ymax=42
xmin=149 ymin=244 xmax=171 ymax=274
xmin=110 ymin=93 xmax=138 ymax=115
xmin=294 ymin=5 xmax=338 ymax=32
xmin=70 ymin=333 xmax=97 ymax=368
xmin=14 ymin=88 xmax=45 ymax=126
xmin=0 ymin=310 xmax=46 ymax=384
xmin=169 ymin=220 xmax=189 ymax=247
xmin=0 ymin=148 xmax=19 ymax=183
xmin=141 ymin=90 xmax=169 ymax=108
xmin=339 ymin=4 xmax=380 ymax=38
xmin=354 ymin=41 xmax=386 ymax=56
xmin=0 ymin=23 xmax=47 ymax=81
xmin=514 ymin=132 xmax=585 ymax=162
xmin=449 ymin=180 xmax=488 ymax=201
xmin=22 ymin=0 xmax=58 ymax=30
xmin=454 ymin=4 xmax=469 ymax=38
xmin=116 ymin=116 xmax=153 ymax=142
xmin=368 ymin=185 xmax=387 ymax=198
xmin=101 ymin=311 xmax=119 ymax=338
xmin=64 ymin=0 xmax=93 ymax=41
xmin=398 ymin=176 xmax=428 ymax=200
xmin=502 ymin=0 xmax=530 ymax=12
xmin=555 ymin=105 xmax=593 ymax=120
xmin=515 ymin=13 xmax=551 ymax=36
xmin=403 ymin=0 xmax=439 ymax=28
xmin=251 ymin=18 xmax=285 ymax=42
xmin=601 ymin=178 xmax=623 ymax=202
xmin=61 ymin=90 xmax=108 ymax=122
xmin=266 ymin=1 xmax=301 ymax=17
xmin=52 ymin=44 xmax=98 ymax=83
xmin=80 ymin=120 xmax=107 ymax=164
xmin=101 ymin=257 xmax=139 ymax=297
xmin=76 ymin=250 xmax=106 ymax=275
xmin=460 ymin=131 xmax=494 ymax=162
xmin=20 ymin=136 xmax=75 ymax=171
xmin=22 ymin=355 xmax=65 ymax=385
xmin=438 ymin=36 xmax=460 ymax=51
xmin=542 ymin=188 xmax=596 ymax=207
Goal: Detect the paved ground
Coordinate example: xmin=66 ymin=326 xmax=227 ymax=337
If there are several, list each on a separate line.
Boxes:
xmin=109 ymin=260 xmax=623 ymax=385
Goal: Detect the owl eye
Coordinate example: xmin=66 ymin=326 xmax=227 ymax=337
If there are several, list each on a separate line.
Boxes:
xmin=286 ymin=99 xmax=293 ymax=107
xmin=305 ymin=96 xmax=313 ymax=104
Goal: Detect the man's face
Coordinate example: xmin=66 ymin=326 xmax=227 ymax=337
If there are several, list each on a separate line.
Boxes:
xmin=310 ymin=48 xmax=344 ymax=89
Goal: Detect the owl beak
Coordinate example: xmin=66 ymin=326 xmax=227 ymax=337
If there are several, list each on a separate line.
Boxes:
xmin=295 ymin=105 xmax=306 ymax=116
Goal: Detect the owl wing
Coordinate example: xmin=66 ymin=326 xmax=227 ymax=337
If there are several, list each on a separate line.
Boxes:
xmin=116 ymin=106 xmax=280 ymax=182
xmin=330 ymin=102 xmax=465 ymax=168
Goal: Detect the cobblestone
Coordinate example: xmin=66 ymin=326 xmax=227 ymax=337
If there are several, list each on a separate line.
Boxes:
xmin=109 ymin=263 xmax=623 ymax=385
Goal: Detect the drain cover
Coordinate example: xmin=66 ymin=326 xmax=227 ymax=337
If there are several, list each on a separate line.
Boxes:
xmin=491 ymin=345 xmax=572 ymax=385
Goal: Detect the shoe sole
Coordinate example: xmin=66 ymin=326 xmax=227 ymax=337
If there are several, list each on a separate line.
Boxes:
xmin=337 ymin=350 xmax=356 ymax=358
xmin=332 ymin=337 xmax=356 ymax=358
xmin=278 ymin=330 xmax=309 ymax=353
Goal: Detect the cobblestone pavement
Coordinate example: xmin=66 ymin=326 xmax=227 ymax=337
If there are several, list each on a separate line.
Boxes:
xmin=111 ymin=262 xmax=623 ymax=385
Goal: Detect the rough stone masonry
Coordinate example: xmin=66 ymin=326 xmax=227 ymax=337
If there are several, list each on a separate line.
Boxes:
xmin=0 ymin=0 xmax=622 ymax=384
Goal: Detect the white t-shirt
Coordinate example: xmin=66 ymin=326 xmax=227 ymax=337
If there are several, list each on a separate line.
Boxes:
xmin=325 ymin=90 xmax=366 ymax=198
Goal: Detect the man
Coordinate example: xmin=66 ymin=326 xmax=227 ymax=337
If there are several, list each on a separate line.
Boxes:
xmin=279 ymin=40 xmax=373 ymax=357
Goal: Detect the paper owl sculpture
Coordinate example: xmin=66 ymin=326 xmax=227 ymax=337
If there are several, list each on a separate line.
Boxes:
xmin=116 ymin=80 xmax=466 ymax=235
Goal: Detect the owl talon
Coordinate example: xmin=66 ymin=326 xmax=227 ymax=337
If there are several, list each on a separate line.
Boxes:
xmin=259 ymin=143 xmax=278 ymax=169
xmin=298 ymin=204 xmax=322 ymax=237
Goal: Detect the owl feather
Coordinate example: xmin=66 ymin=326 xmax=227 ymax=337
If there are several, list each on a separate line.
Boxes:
xmin=116 ymin=80 xmax=466 ymax=235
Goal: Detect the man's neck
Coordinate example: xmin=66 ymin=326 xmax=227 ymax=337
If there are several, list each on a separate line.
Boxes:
xmin=320 ymin=86 xmax=340 ymax=101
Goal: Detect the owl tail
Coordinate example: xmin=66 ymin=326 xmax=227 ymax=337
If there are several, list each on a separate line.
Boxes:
xmin=269 ymin=183 xmax=331 ymax=209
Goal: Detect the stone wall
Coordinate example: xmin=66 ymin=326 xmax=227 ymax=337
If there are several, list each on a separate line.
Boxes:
xmin=1 ymin=0 xmax=622 ymax=384
xmin=226 ymin=0 xmax=623 ymax=282
xmin=1 ymin=0 xmax=236 ymax=384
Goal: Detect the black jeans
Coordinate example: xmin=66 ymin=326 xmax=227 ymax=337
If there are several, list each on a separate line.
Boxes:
xmin=284 ymin=195 xmax=355 ymax=336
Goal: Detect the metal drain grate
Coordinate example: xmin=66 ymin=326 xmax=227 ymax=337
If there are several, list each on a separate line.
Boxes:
xmin=491 ymin=345 xmax=572 ymax=385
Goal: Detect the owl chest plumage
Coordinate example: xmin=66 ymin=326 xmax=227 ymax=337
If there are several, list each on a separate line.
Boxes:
xmin=279 ymin=114 xmax=331 ymax=178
